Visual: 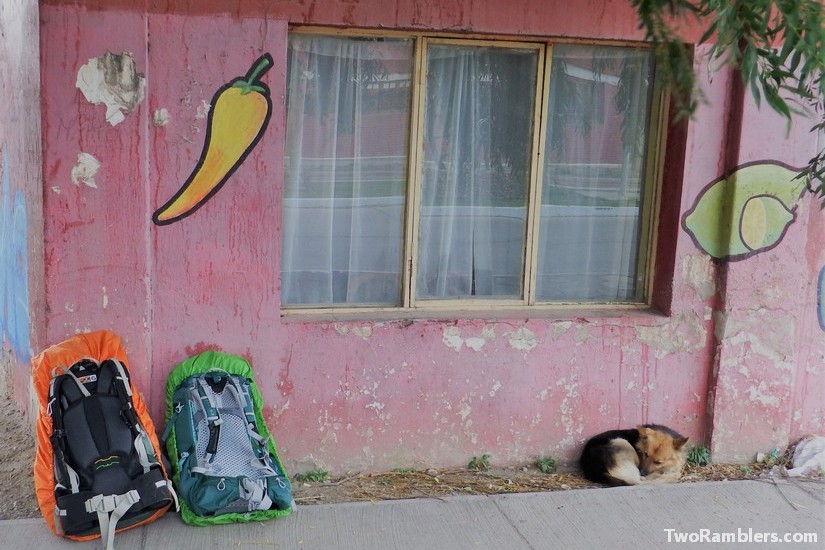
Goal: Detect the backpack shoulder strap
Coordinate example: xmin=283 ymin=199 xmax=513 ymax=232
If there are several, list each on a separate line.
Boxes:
xmin=193 ymin=373 xmax=223 ymax=463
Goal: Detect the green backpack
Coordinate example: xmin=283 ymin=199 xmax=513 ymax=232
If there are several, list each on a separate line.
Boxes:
xmin=163 ymin=351 xmax=294 ymax=525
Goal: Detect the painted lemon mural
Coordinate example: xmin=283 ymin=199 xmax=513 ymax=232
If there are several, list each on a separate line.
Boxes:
xmin=682 ymin=161 xmax=807 ymax=261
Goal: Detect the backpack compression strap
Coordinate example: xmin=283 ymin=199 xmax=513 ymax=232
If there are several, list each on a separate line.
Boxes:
xmin=55 ymin=468 xmax=173 ymax=543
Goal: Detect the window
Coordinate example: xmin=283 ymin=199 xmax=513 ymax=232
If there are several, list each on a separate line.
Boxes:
xmin=282 ymin=31 xmax=664 ymax=313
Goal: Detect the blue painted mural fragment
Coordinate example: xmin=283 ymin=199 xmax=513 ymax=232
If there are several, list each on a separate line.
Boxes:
xmin=0 ymin=148 xmax=31 ymax=363
xmin=818 ymin=266 xmax=825 ymax=332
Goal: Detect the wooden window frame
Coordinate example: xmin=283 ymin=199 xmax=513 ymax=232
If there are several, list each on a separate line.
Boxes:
xmin=281 ymin=27 xmax=670 ymax=321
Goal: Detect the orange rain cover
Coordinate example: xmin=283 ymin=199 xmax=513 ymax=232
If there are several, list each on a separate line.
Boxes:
xmin=32 ymin=330 xmax=171 ymax=540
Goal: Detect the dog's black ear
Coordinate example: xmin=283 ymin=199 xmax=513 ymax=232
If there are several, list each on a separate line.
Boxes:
xmin=674 ymin=437 xmax=689 ymax=449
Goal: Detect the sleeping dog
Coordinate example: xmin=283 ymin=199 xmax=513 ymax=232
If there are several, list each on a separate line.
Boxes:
xmin=580 ymin=424 xmax=688 ymax=486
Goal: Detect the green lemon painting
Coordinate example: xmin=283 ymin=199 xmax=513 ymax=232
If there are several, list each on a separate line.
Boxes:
xmin=682 ymin=161 xmax=807 ymax=261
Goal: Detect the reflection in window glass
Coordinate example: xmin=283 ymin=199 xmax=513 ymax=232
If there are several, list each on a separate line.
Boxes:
xmin=537 ymin=45 xmax=655 ymax=301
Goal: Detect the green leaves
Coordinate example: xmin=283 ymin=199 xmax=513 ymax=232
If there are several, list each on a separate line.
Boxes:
xmin=632 ymin=0 xmax=825 ymax=201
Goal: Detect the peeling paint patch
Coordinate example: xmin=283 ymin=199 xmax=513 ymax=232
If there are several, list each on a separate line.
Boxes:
xmin=352 ymin=326 xmax=372 ymax=339
xmin=71 ymin=153 xmax=100 ymax=188
xmin=506 ymin=327 xmax=537 ymax=352
xmin=102 ymin=286 xmax=108 ymax=309
xmin=153 ymin=108 xmax=170 ymax=126
xmin=747 ymin=382 xmax=781 ymax=407
xmin=552 ymin=321 xmax=572 ymax=339
xmin=442 ymin=326 xmax=463 ymax=352
xmin=334 ymin=324 xmax=349 ymax=335
xmin=76 ymin=51 xmax=146 ymax=126
xmin=465 ymin=337 xmax=486 ymax=351
xmin=196 ymin=99 xmax=211 ymax=119
xmin=717 ymin=314 xmax=796 ymax=367
xmin=681 ymin=254 xmax=716 ymax=300
xmin=574 ymin=325 xmax=590 ymax=344
xmin=458 ymin=401 xmax=472 ymax=421
xmin=635 ymin=313 xmax=707 ymax=359
xmin=489 ymin=380 xmax=502 ymax=397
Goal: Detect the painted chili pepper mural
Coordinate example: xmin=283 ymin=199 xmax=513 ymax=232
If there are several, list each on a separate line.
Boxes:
xmin=153 ymin=53 xmax=273 ymax=225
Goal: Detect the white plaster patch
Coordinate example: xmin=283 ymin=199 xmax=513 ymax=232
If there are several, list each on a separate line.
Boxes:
xmin=681 ymin=254 xmax=716 ymax=300
xmin=365 ymin=401 xmax=385 ymax=411
xmin=334 ymin=324 xmax=349 ymax=335
xmin=352 ymin=326 xmax=372 ymax=339
xmin=442 ymin=326 xmax=464 ymax=352
xmin=718 ymin=315 xmax=796 ymax=368
xmin=102 ymin=286 xmax=108 ymax=309
xmin=458 ymin=401 xmax=472 ymax=421
xmin=747 ymin=381 xmax=781 ymax=407
xmin=489 ymin=380 xmax=502 ymax=397
xmin=552 ymin=321 xmax=573 ymax=339
xmin=635 ymin=313 xmax=707 ymax=359
xmin=51 ymin=186 xmax=61 ymax=194
xmin=196 ymin=99 xmax=211 ymax=119
xmin=465 ymin=337 xmax=486 ymax=351
xmin=76 ymin=51 xmax=146 ymax=126
xmin=153 ymin=108 xmax=170 ymax=126
xmin=506 ymin=327 xmax=537 ymax=352
xmin=71 ymin=153 xmax=101 ymax=189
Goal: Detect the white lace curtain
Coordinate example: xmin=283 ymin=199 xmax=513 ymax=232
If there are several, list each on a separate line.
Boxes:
xmin=282 ymin=35 xmax=413 ymax=306
xmin=282 ymin=36 xmax=655 ymax=307
xmin=416 ymin=45 xmax=537 ymax=300
xmin=536 ymin=45 xmax=655 ymax=301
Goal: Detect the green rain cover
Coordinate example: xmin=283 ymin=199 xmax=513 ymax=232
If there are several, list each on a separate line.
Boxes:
xmin=164 ymin=350 xmax=293 ymax=526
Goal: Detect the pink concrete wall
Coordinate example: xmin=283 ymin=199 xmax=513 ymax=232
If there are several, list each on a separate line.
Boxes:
xmin=34 ymin=0 xmax=824 ymax=473
xmin=0 ymin=0 xmax=44 ymax=412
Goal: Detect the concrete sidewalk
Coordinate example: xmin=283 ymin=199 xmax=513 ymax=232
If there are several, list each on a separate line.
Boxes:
xmin=2 ymin=479 xmax=823 ymax=549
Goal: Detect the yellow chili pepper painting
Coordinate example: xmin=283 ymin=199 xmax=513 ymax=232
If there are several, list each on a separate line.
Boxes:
xmin=153 ymin=53 xmax=273 ymax=225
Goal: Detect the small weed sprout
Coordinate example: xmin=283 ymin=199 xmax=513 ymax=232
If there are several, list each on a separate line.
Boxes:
xmin=764 ymin=447 xmax=781 ymax=467
xmin=535 ymin=456 xmax=557 ymax=474
xmin=294 ymin=469 xmax=329 ymax=483
xmin=468 ymin=454 xmax=491 ymax=471
xmin=687 ymin=445 xmax=711 ymax=466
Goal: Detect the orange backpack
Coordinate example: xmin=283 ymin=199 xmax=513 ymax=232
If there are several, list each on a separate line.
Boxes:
xmin=32 ymin=330 xmax=177 ymax=549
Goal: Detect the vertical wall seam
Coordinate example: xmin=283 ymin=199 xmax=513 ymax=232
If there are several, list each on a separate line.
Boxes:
xmin=705 ymin=59 xmax=746 ymax=452
xmin=143 ymin=2 xmax=155 ymax=413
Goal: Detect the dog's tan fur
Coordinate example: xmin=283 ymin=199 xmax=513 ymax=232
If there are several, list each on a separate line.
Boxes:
xmin=581 ymin=424 xmax=689 ymax=486
xmin=633 ymin=425 xmax=689 ymax=484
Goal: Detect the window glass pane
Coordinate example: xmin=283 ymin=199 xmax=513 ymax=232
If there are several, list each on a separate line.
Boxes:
xmin=282 ymin=35 xmax=414 ymax=307
xmin=417 ymin=44 xmax=537 ymax=300
xmin=537 ymin=45 xmax=655 ymax=301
